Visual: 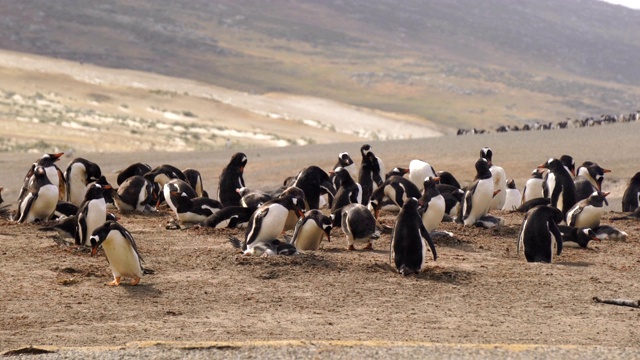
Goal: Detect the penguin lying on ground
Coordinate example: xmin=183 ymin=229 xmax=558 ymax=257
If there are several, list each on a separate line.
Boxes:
xmin=558 ymin=225 xmax=600 ymax=248
xmin=203 ymin=205 xmax=256 ymax=228
xmin=117 ymin=162 xmax=152 ymax=186
xmin=16 ymin=166 xmax=59 ymax=223
xmin=168 ymin=191 xmax=222 ymax=226
xmin=229 ymin=237 xmax=298 ymax=257
xmin=64 ymin=157 xmax=102 ymax=206
xmin=112 ymin=176 xmax=155 ymax=213
xmin=565 ymin=191 xmax=609 ymax=228
xmin=369 ymin=175 xmax=421 ymax=218
xmin=237 ymin=187 xmax=272 ymax=208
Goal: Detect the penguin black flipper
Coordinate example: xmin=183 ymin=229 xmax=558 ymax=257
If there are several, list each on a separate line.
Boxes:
xmin=549 ymin=219 xmax=563 ymax=256
xmin=17 ymin=191 xmax=38 ymax=223
xmin=462 ymin=181 xmax=478 ymax=221
xmin=245 ymin=207 xmax=270 ymax=246
xmin=419 ymin=223 xmax=437 ymax=261
xmin=515 ymin=198 xmax=550 ymax=213
xmin=566 ymin=204 xmax=585 ymax=227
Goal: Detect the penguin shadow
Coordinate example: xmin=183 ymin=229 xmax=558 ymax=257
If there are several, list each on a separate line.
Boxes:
xmin=374 ymin=263 xmax=474 ymax=284
xmin=121 ymin=282 xmax=163 ymax=297
xmin=554 ymin=261 xmax=592 ymax=268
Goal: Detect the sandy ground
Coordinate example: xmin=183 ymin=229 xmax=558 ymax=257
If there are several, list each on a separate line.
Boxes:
xmin=1 ymin=123 xmax=640 ymax=358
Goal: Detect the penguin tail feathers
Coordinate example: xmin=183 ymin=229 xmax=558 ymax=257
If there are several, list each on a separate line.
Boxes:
xmin=228 ymin=236 xmax=245 ymax=250
xmin=398 ymin=265 xmax=419 ymax=276
xmin=143 ymin=268 xmax=155 ymax=275
xmin=0 ymin=205 xmax=12 ymax=220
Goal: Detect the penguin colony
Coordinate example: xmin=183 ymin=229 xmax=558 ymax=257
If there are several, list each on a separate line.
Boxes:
xmin=2 ymin=143 xmax=636 ymax=284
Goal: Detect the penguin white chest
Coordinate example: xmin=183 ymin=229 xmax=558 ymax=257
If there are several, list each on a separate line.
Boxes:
xmin=23 ymin=184 xmax=58 ymax=222
xmin=85 ymin=199 xmax=107 ymax=236
xmin=247 ymin=205 xmax=288 ymax=246
xmin=570 ymin=206 xmax=603 ymax=228
xmin=67 ymin=164 xmax=88 ymax=205
xmin=489 ymin=166 xmax=507 ymax=210
xmin=102 ymin=233 xmax=143 ymax=279
xmin=294 ymin=221 xmax=323 ymax=250
xmin=502 ymin=188 xmax=523 ymax=211
xmin=464 ymin=179 xmax=493 ymax=225
xmin=422 ymin=195 xmax=445 ymax=233
xmin=523 ymin=178 xmax=544 ymax=202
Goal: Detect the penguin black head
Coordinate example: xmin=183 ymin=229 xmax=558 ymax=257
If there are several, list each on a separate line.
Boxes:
xmin=422 ymin=176 xmax=439 ymax=192
xmin=33 ymin=165 xmax=47 ymax=178
xmin=38 ymin=153 xmax=64 ymax=166
xmin=506 ymin=179 xmax=516 ymax=189
xmin=229 ymin=152 xmax=248 ymax=172
xmin=559 ymin=155 xmax=575 ymax=176
xmin=576 ymin=228 xmax=600 ymax=248
xmin=587 ymin=191 xmax=610 ymax=207
xmin=337 ymin=152 xmax=354 ymax=167
xmin=435 ymin=171 xmax=461 ymax=189
xmin=474 ymin=158 xmax=492 ymax=180
xmin=480 ymin=147 xmax=493 ymax=165
xmin=386 ymin=167 xmax=409 ymax=179
xmin=361 ymin=144 xmax=373 ymax=157
xmin=85 ymin=183 xmax=111 ymax=201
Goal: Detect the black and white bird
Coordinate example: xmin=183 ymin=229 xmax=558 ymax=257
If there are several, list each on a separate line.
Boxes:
xmin=358 ymin=151 xmax=384 ymax=205
xmin=64 ymin=157 xmax=102 ymax=206
xmin=390 ymin=197 xmax=437 ymax=276
xmin=291 ymin=166 xmax=335 ymax=210
xmin=517 ymin=205 xmax=563 ymax=263
xmin=408 ymin=159 xmax=436 ymax=191
xmin=241 ymin=187 xmax=305 ymax=255
xmin=333 ymin=203 xmax=379 ymax=251
xmin=182 ymin=168 xmax=206 ymax=198
xmin=16 ymin=166 xmax=59 ymax=223
xmin=237 ymin=187 xmax=272 ymax=208
xmin=290 ymin=209 xmax=332 ymax=251
xmin=574 ymin=162 xmax=610 ymax=202
xmin=369 ymin=175 xmax=421 ymax=218
xmin=18 ymin=153 xmax=66 ymax=202
xmin=539 ymin=157 xmax=577 ymax=216
xmin=116 ymin=162 xmax=152 ymax=186
xmin=565 ymin=191 xmax=609 ymax=229
xmin=112 ymin=175 xmax=155 ymax=213
xmin=502 ymin=179 xmax=522 ymax=211
xmin=480 ymin=147 xmax=507 ymax=211
xmin=360 ymin=144 xmax=385 ymax=180
xmin=460 ymin=158 xmax=494 ymax=227
xmin=203 ymin=205 xmax=256 ymax=229
xmin=417 ymin=177 xmax=446 ymax=233
xmin=621 ymin=172 xmax=640 ymax=212
xmin=170 ymin=191 xmax=223 ymax=224
xmin=90 ymin=221 xmax=144 ymax=286
xmin=218 ymin=152 xmax=247 ymax=207
xmin=75 ymin=183 xmax=111 ymax=246
xmin=330 ymin=167 xmax=362 ymax=213
xmin=522 ymin=168 xmax=546 ymax=203
xmin=558 ymin=225 xmax=600 ymax=248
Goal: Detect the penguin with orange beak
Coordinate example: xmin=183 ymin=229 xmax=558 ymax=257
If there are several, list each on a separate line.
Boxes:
xmin=90 ymin=221 xmax=144 ymax=286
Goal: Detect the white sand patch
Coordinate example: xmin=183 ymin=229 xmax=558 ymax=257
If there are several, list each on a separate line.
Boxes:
xmin=164 ymin=111 xmax=182 ymax=120
xmin=35 ymin=99 xmax=63 ymax=109
xmin=61 ymin=121 xmax=97 ymax=131
xmin=155 ymin=123 xmax=171 ymax=130
xmin=88 ymin=100 xmax=100 ymax=106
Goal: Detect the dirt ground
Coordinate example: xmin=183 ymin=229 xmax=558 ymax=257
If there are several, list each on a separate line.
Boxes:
xmin=1 ymin=125 xmax=640 ymax=352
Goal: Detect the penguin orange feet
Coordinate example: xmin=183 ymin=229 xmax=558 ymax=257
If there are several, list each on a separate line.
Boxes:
xmin=108 ymin=276 xmax=121 ymax=286
xmin=363 ymin=243 xmax=374 ymax=250
xmin=348 ymin=244 xmax=356 ymax=251
xmin=129 ymin=277 xmax=140 ymax=286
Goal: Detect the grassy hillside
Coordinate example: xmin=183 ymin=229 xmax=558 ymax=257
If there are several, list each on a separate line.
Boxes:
xmin=0 ymin=0 xmax=639 ymax=130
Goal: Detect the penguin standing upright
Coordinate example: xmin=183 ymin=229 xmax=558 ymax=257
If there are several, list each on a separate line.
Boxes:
xmin=90 ymin=221 xmax=144 ymax=286
xmin=330 ymin=167 xmax=362 ymax=213
xmin=290 ymin=209 xmax=332 ymax=251
xmin=358 ymin=151 xmax=384 ymax=206
xmin=333 ymin=152 xmax=357 ymax=179
xmin=517 ymin=205 xmax=563 ymax=263
xmin=18 ymin=153 xmax=66 ymax=202
xmin=218 ymin=152 xmax=247 ymax=207
xmin=391 ymin=197 xmax=437 ymax=275
xmin=543 ymin=155 xmax=575 ymax=203
xmin=574 ymin=162 xmax=611 ymax=202
xmin=522 ymin=168 xmax=546 ymax=203
xmin=480 ymin=147 xmax=507 ymax=211
xmin=16 ymin=166 xmax=59 ymax=223
xmin=502 ymin=179 xmax=522 ymax=211
xmin=242 ymin=187 xmax=305 ymax=255
xmin=417 ymin=177 xmax=446 ymax=233
xmin=460 ymin=158 xmax=494 ymax=226
xmin=621 ymin=172 xmax=640 ymax=212
xmin=360 ymin=144 xmax=385 ymax=182
xmin=566 ymin=191 xmax=609 ymax=229
xmin=539 ymin=157 xmax=577 ymax=216
xmin=75 ymin=183 xmax=110 ymax=246
xmin=65 ymin=157 xmax=102 ymax=206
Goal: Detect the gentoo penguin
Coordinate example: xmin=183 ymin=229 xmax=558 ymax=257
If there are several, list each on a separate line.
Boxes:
xmin=333 ymin=152 xmax=357 ymax=181
xmin=360 ymin=144 xmax=385 ymax=180
xmin=229 ymin=237 xmax=298 ymax=257
xmin=543 ymin=155 xmax=575 ymax=200
xmin=369 ymin=175 xmax=421 ymax=218
xmin=182 ymin=168 xmax=205 ymax=198
xmin=621 ymin=172 xmax=640 ymax=212
xmin=435 ymin=171 xmax=461 ymax=189
xmin=593 ymin=225 xmax=628 ymax=241
xmin=565 ymin=191 xmax=609 ymax=229
xmin=436 ymin=183 xmax=465 ymax=220
xmin=574 ymin=162 xmax=611 ymax=202
xmin=218 ymin=152 xmax=247 ymax=207
xmin=385 ymin=167 xmax=409 ymax=180
xmin=502 ymin=179 xmax=522 ymax=211
xmin=75 ymin=183 xmax=111 ymax=246
xmin=16 ymin=166 xmax=59 ymax=223
xmin=170 ymin=191 xmax=222 ymax=224
xmin=291 ymin=166 xmax=335 ymax=210
xmin=241 ymin=187 xmax=305 ymax=255
xmin=517 ymin=205 xmax=563 ymax=263
xmin=460 ymin=158 xmax=494 ymax=226
xmin=18 ymin=153 xmax=66 ymax=202
xmin=330 ymin=167 xmax=362 ymax=213
xmin=522 ymin=168 xmax=546 ymax=203
xmin=162 ymin=179 xmax=197 ymax=214
xmin=0 ymin=187 xmax=9 ymax=219
xmin=358 ymin=151 xmax=384 ymax=205
xmin=117 ymin=162 xmax=152 ymax=186
xmin=112 ymin=175 xmax=155 ymax=212
xmin=52 ymin=201 xmax=79 ymax=219
xmin=333 ymin=203 xmax=378 ymax=251
xmin=558 ymin=225 xmax=600 ymax=248
xmin=237 ymin=187 xmax=272 ymax=208
xmin=203 ymin=205 xmax=256 ymax=228
xmin=90 ymin=221 xmax=144 ymax=286
xmin=290 ymin=209 xmax=332 ymax=251
xmin=480 ymin=147 xmax=507 ymax=211
xmin=408 ymin=159 xmax=436 ymax=191
xmin=94 ymin=175 xmax=115 ymax=208
xmin=64 ymin=157 xmax=102 ymax=206
xmin=145 ymin=164 xmax=186 ymax=204
xmin=539 ymin=157 xmax=577 ymax=216
xmin=417 ymin=177 xmax=446 ymax=233
xmin=390 ymin=197 xmax=437 ymax=275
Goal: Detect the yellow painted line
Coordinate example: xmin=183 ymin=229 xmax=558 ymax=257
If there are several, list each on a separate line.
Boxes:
xmin=4 ymin=340 xmax=631 ymax=354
